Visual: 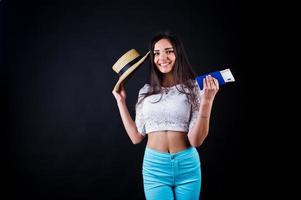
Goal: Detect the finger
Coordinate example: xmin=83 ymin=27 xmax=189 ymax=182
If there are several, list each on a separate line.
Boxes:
xmin=203 ymin=76 xmax=207 ymax=89
xmin=206 ymin=75 xmax=212 ymax=89
xmin=209 ymin=77 xmax=216 ymax=88
xmin=112 ymin=88 xmax=118 ymax=95
xmin=206 ymin=75 xmax=210 ymax=89
xmin=208 ymin=75 xmax=213 ymax=89
xmin=213 ymin=78 xmax=219 ymax=90
xmin=120 ymin=83 xmax=125 ymax=91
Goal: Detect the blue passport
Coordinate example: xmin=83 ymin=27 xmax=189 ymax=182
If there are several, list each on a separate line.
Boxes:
xmin=196 ymin=68 xmax=235 ymax=90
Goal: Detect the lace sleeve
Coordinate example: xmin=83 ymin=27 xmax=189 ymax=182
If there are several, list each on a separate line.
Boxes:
xmin=135 ymin=85 xmax=149 ymax=136
xmin=188 ymin=82 xmax=203 ymax=132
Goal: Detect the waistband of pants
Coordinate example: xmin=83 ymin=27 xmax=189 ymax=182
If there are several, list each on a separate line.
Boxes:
xmin=145 ymin=146 xmax=197 ymax=160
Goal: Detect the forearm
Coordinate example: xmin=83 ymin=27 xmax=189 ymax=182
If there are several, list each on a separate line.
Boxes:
xmin=117 ymin=101 xmax=144 ymax=144
xmin=188 ymin=101 xmax=213 ymax=147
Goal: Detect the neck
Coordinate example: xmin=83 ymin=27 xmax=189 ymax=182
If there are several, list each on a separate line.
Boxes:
xmin=162 ymin=73 xmax=175 ymax=87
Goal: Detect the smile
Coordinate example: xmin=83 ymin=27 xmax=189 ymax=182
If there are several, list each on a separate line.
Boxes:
xmin=160 ymin=63 xmax=171 ymax=67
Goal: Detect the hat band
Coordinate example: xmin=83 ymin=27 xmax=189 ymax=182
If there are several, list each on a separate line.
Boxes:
xmin=118 ymin=56 xmax=142 ymax=76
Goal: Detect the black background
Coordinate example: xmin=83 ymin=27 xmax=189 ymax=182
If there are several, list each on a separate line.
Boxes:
xmin=1 ymin=0 xmax=258 ymax=199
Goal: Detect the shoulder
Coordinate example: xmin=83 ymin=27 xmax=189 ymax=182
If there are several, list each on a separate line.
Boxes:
xmin=181 ymin=79 xmax=198 ymax=91
xmin=185 ymin=79 xmax=202 ymax=96
xmin=191 ymin=79 xmax=203 ymax=96
xmin=188 ymin=79 xmax=200 ymax=90
xmin=138 ymin=84 xmax=150 ymax=95
xmin=190 ymin=79 xmax=198 ymax=88
xmin=140 ymin=83 xmax=150 ymax=91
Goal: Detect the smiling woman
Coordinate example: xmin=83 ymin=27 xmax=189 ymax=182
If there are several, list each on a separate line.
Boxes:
xmin=112 ymin=31 xmax=219 ymax=200
xmin=153 ymin=40 xmax=176 ymax=76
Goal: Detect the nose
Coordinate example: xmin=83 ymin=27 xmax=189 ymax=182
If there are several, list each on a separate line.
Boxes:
xmin=158 ymin=51 xmax=168 ymax=60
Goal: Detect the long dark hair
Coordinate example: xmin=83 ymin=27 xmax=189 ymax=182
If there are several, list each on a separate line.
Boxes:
xmin=138 ymin=31 xmax=198 ymax=105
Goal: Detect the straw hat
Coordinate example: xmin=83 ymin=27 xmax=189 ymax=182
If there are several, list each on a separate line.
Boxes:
xmin=112 ymin=49 xmax=150 ymax=92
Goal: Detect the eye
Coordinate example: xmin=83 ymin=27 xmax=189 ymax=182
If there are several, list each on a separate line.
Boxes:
xmin=166 ymin=50 xmax=174 ymax=54
xmin=153 ymin=52 xmax=159 ymax=56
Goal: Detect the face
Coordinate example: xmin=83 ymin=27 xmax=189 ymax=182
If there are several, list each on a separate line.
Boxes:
xmin=153 ymin=39 xmax=176 ymax=74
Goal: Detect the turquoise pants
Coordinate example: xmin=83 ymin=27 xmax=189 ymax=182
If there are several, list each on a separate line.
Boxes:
xmin=142 ymin=147 xmax=201 ymax=200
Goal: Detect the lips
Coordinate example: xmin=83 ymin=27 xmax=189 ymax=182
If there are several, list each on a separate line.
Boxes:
xmin=160 ymin=63 xmax=170 ymax=67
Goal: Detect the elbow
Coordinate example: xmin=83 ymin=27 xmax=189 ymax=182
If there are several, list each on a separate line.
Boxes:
xmin=132 ymin=139 xmax=142 ymax=145
xmin=131 ymin=134 xmax=144 ymax=145
xmin=188 ymin=131 xmax=208 ymax=147
xmin=190 ymin=140 xmax=203 ymax=148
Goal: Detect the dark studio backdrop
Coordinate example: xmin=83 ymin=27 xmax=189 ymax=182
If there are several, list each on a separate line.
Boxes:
xmin=1 ymin=0 xmax=256 ymax=199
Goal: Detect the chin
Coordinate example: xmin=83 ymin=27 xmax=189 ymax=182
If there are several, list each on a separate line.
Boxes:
xmin=160 ymin=69 xmax=172 ymax=74
xmin=159 ymin=67 xmax=173 ymax=73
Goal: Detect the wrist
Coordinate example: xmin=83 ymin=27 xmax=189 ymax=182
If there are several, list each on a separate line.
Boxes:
xmin=199 ymin=101 xmax=212 ymax=117
xmin=117 ymin=99 xmax=126 ymax=106
xmin=200 ymin=99 xmax=213 ymax=107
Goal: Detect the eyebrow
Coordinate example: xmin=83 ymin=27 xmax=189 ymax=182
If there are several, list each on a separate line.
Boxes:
xmin=153 ymin=47 xmax=174 ymax=52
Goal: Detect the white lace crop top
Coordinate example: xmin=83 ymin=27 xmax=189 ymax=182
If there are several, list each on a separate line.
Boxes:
xmin=135 ymin=81 xmax=202 ymax=136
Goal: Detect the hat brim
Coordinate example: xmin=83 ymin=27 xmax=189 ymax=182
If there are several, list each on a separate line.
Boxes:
xmin=113 ymin=51 xmax=150 ymax=92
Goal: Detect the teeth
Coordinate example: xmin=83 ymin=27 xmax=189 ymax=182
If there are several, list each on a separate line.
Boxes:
xmin=160 ymin=63 xmax=169 ymax=66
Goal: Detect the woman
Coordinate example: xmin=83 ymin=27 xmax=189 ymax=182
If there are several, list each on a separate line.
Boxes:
xmin=112 ymin=31 xmax=219 ymax=200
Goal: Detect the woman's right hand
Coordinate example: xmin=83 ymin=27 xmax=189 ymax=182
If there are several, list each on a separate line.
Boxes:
xmin=112 ymin=84 xmax=127 ymax=103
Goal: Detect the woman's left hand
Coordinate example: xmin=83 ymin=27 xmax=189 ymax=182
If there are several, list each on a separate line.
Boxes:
xmin=201 ymin=75 xmax=219 ymax=103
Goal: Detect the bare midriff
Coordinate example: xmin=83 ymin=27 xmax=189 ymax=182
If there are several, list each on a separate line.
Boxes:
xmin=146 ymin=131 xmax=191 ymax=153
